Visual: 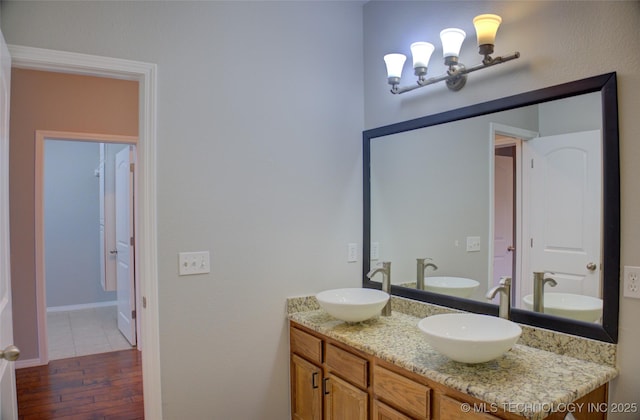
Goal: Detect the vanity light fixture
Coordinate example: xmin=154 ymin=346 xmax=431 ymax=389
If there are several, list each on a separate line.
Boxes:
xmin=384 ymin=14 xmax=520 ymax=94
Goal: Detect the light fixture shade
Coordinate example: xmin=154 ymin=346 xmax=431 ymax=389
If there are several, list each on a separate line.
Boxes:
xmin=383 ymin=53 xmax=407 ymax=79
xmin=410 ymin=42 xmax=435 ymax=70
xmin=473 ymin=14 xmax=502 ymax=46
xmin=440 ymin=28 xmax=466 ymax=58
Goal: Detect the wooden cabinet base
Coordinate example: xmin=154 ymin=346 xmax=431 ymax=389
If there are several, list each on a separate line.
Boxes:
xmin=289 ymin=321 xmax=608 ymax=420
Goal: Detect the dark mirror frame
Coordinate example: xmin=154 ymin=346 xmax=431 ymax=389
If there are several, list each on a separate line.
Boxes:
xmin=363 ymin=72 xmax=619 ymax=343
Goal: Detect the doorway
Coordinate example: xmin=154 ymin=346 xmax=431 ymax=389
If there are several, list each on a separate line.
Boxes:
xmin=37 ymin=132 xmax=138 ymax=362
xmin=490 ymin=123 xmax=539 ymax=306
xmin=9 ymin=44 xmax=161 ymax=418
xmin=42 ymin=137 xmax=138 ymax=361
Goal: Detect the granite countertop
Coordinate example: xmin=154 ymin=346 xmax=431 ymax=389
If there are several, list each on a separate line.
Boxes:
xmin=287 ymin=297 xmax=618 ymax=420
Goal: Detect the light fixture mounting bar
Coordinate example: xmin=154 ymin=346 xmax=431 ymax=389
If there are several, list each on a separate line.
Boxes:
xmin=390 ymin=51 xmax=520 ymax=95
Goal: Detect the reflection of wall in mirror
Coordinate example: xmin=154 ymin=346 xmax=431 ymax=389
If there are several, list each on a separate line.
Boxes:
xmin=370 ymin=92 xmax=603 ymax=305
xmin=370 ymin=105 xmax=538 ymax=301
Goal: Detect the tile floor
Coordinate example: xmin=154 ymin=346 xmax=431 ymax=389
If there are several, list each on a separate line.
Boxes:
xmin=47 ymin=305 xmax=134 ymax=360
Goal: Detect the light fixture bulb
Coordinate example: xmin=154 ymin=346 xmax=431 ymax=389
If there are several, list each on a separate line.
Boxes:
xmin=383 ymin=53 xmax=407 ymax=84
xmin=473 ymin=14 xmax=502 ymax=54
xmin=440 ymin=28 xmax=466 ymax=59
xmin=410 ymin=42 xmax=435 ymax=76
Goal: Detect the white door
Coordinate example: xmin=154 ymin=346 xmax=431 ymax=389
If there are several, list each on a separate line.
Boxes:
xmin=493 ymin=154 xmax=514 ymax=292
xmin=523 ymin=130 xmax=602 ymax=298
xmin=0 ymin=30 xmax=19 ymax=419
xmin=116 ymin=146 xmax=136 ymax=346
xmin=99 ymin=145 xmax=106 ymax=290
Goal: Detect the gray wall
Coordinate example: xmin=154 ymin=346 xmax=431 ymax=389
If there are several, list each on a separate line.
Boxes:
xmin=44 ymin=140 xmax=116 ymax=307
xmin=363 ymin=1 xmax=640 ymax=416
xmin=1 ymin=1 xmax=364 ymax=418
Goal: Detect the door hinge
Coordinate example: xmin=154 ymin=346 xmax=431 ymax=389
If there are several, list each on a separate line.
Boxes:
xmin=131 ymin=310 xmax=136 ymax=320
xmin=531 ymin=158 xmax=534 ymax=168
xmin=130 ymin=236 xmax=134 ymax=246
xmin=530 ymin=238 xmax=534 ymax=248
xmin=142 ymin=296 xmax=147 ymax=309
xmin=130 ymin=163 xmax=135 ymax=172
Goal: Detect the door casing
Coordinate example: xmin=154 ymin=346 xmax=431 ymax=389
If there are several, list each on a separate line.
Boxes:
xmin=9 ymin=45 xmax=161 ymax=420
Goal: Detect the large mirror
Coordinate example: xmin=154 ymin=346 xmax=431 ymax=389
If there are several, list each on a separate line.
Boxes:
xmin=363 ymin=73 xmax=619 ymax=343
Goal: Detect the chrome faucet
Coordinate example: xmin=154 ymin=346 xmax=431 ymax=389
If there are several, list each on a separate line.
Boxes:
xmin=367 ymin=261 xmax=392 ymax=316
xmin=486 ymin=276 xmax=512 ymax=319
xmin=533 ymin=272 xmax=557 ymax=313
xmin=416 ymin=258 xmax=438 ymax=290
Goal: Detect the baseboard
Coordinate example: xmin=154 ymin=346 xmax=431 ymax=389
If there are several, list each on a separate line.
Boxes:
xmin=15 ymin=357 xmax=46 ymax=369
xmin=47 ymin=300 xmax=117 ymax=313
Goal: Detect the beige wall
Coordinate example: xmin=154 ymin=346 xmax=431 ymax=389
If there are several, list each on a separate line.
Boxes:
xmin=9 ymin=68 xmax=138 ymax=360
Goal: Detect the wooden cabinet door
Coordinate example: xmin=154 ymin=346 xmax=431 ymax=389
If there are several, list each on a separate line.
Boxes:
xmin=291 ymin=354 xmax=322 ymax=420
xmin=324 ymin=373 xmax=368 ymax=420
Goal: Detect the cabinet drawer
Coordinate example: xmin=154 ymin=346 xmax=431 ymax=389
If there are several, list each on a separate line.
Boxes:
xmin=372 ymin=399 xmax=414 ymax=420
xmin=439 ymin=394 xmax=500 ymax=420
xmin=290 ymin=327 xmax=322 ymax=364
xmin=325 ymin=343 xmax=368 ymax=389
xmin=373 ymin=365 xmax=430 ymax=420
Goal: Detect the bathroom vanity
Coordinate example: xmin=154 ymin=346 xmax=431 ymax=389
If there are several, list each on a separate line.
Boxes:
xmin=288 ymin=296 xmax=617 ymax=420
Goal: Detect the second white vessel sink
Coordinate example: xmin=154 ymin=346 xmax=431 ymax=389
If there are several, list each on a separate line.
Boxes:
xmin=316 ymin=288 xmax=389 ymax=323
xmin=417 ymin=313 xmax=522 ymax=363
xmin=424 ymin=276 xmax=480 ymax=298
xmin=522 ymin=293 xmax=603 ymax=322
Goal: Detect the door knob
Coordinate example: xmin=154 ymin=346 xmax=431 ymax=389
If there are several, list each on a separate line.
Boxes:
xmin=109 ymin=249 xmax=118 ymax=255
xmin=586 ymin=262 xmax=597 ymax=271
xmin=507 ymin=246 xmax=515 ymax=252
xmin=0 ymin=345 xmax=20 ymax=361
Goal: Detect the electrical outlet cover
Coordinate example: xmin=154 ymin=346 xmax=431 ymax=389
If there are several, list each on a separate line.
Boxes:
xmin=623 ymin=266 xmax=640 ymax=299
xmin=347 ymin=243 xmax=358 ymax=263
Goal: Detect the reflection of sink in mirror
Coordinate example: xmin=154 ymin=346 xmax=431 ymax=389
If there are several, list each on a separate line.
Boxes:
xmin=424 ymin=277 xmax=480 ymax=298
xmin=316 ymin=288 xmax=389 ymax=323
xmin=417 ymin=313 xmax=522 ymax=363
xmin=522 ymin=293 xmax=603 ymax=323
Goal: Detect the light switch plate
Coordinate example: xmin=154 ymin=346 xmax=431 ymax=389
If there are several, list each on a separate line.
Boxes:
xmin=178 ymin=251 xmax=210 ymax=275
xmin=466 ymin=236 xmax=481 ymax=252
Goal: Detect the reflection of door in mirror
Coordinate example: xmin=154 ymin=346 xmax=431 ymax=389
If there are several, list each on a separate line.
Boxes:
xmin=492 ymin=128 xmax=602 ymax=317
xmin=491 ymin=125 xmax=538 ymax=307
xmin=493 ymin=140 xmax=517 ymax=304
xmin=522 ymin=130 xmax=602 ymax=302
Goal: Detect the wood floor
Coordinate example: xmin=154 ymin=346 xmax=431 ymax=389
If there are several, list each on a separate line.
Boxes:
xmin=16 ymin=349 xmax=144 ymax=420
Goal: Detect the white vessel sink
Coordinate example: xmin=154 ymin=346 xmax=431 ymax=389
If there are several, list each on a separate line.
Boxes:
xmin=417 ymin=313 xmax=522 ymax=364
xmin=424 ymin=276 xmax=480 ymax=298
xmin=316 ymin=288 xmax=390 ymax=323
xmin=522 ymin=293 xmax=603 ymax=322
